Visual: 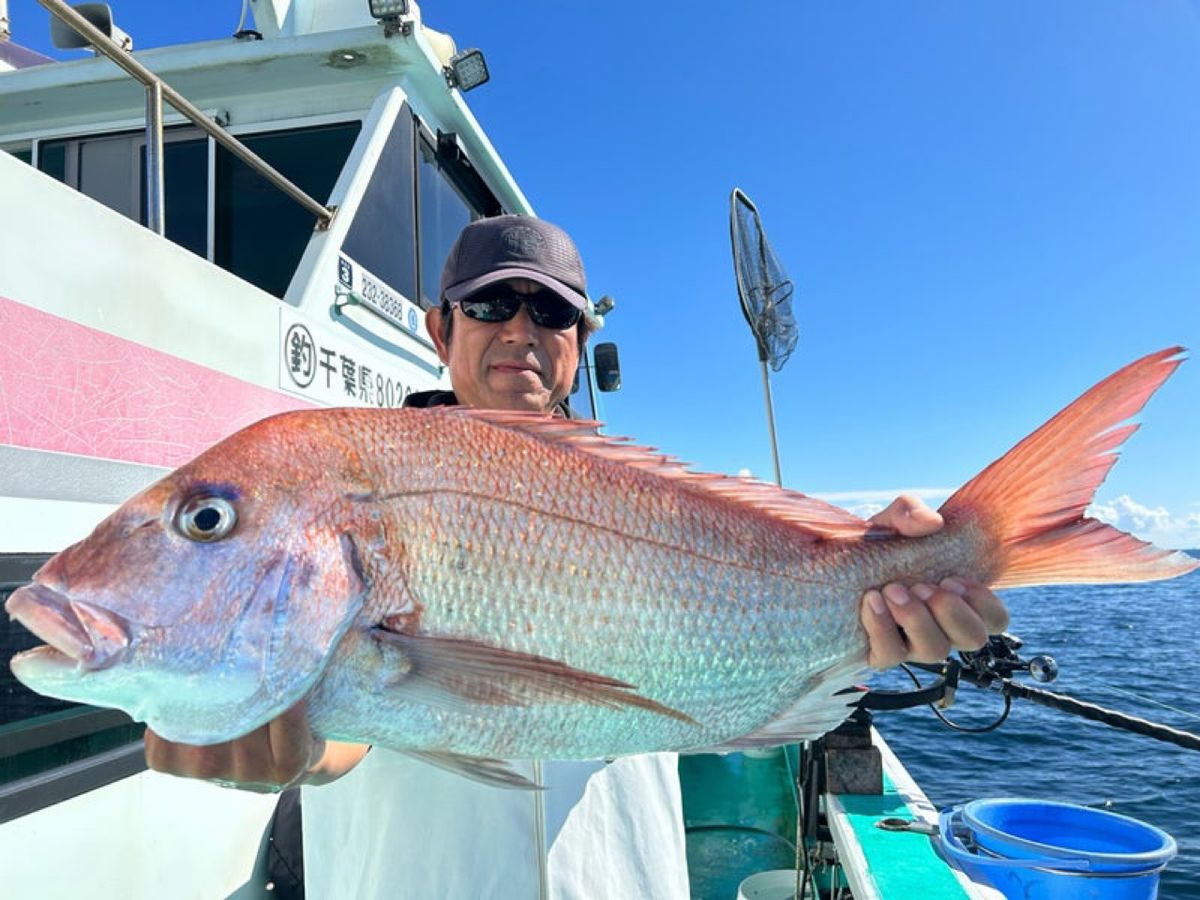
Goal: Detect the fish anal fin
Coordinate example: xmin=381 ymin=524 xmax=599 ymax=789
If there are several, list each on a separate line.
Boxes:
xmin=695 ymin=659 xmax=867 ymax=753
xmin=371 ymin=629 xmax=697 ymax=725
xmin=401 ymin=749 xmax=543 ymax=790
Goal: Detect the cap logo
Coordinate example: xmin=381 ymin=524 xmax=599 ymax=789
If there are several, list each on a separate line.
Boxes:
xmin=500 ymin=225 xmax=545 ymax=258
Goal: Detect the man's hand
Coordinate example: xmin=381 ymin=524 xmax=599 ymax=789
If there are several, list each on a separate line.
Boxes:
xmin=859 ymin=495 xmax=1009 ymax=669
xmin=144 ymin=700 xmax=367 ymax=792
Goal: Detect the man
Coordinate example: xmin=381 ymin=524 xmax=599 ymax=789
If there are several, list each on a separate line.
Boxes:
xmin=146 ymin=214 xmax=1007 ymax=897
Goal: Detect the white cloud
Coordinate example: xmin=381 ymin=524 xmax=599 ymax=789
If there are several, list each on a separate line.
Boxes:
xmin=1088 ymin=494 xmax=1200 ymax=550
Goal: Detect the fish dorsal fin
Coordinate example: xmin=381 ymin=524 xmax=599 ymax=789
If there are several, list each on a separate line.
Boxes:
xmin=443 ymin=408 xmax=874 ymax=542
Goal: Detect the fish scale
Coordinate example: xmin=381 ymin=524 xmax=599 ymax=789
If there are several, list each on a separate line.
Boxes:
xmin=317 ymin=468 xmax=930 ymax=757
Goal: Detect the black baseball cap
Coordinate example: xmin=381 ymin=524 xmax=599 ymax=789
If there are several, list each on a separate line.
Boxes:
xmin=440 ymin=215 xmax=590 ymax=310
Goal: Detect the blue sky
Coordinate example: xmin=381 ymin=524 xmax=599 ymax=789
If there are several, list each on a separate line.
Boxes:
xmin=8 ymin=1 xmax=1199 ymax=547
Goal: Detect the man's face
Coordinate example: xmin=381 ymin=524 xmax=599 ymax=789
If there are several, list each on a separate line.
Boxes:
xmin=427 ymin=278 xmax=581 ymax=413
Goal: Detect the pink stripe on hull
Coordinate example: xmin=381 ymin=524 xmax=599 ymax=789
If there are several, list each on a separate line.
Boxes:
xmin=0 ymin=296 xmax=315 ymax=470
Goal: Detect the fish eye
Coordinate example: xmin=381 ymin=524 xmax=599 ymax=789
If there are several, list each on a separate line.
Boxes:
xmin=176 ymin=495 xmax=237 ymax=543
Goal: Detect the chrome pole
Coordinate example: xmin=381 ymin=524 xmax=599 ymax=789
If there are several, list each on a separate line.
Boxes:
xmin=36 ymin=0 xmax=334 ymax=230
xmin=145 ymin=81 xmax=165 ymax=236
xmin=760 ymin=359 xmax=783 ymax=486
xmin=532 ymin=759 xmax=549 ymax=900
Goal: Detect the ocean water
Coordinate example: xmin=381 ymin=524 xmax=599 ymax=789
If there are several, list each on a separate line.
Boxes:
xmin=874 ymin=553 xmax=1200 ymax=898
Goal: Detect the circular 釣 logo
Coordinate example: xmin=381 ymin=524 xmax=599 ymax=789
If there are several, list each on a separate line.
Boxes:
xmin=285 ymin=323 xmax=317 ymax=388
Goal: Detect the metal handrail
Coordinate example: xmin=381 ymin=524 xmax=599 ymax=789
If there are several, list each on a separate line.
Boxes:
xmin=37 ymin=0 xmax=335 ymax=234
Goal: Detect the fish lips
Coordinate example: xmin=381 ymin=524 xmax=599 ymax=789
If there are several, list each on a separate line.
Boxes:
xmin=6 ymin=583 xmax=133 ymax=671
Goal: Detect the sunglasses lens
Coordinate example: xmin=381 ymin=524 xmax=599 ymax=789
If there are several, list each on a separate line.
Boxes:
xmin=458 ymin=295 xmax=519 ymax=322
xmin=457 ymin=288 xmax=581 ymax=330
xmin=526 ymin=294 xmax=582 ymax=329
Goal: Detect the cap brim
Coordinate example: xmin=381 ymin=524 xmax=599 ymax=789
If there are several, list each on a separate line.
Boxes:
xmin=444 ymin=267 xmax=589 ymax=310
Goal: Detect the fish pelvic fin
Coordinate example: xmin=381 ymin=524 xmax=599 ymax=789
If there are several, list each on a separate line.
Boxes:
xmin=941 ymin=347 xmax=1199 ymax=588
xmin=400 ymin=750 xmax=543 ymax=790
xmin=372 ymin=629 xmax=697 ymax=725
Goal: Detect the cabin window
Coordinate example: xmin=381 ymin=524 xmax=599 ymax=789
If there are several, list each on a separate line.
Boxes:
xmin=38 ymin=132 xmax=136 ymax=218
xmin=215 ymin=121 xmax=360 ymax=299
xmin=140 ymin=135 xmax=208 ymax=259
xmin=35 ymin=139 xmax=67 ymax=183
xmin=417 ymin=133 xmax=476 ymax=309
xmin=39 ymin=128 xmax=209 ymax=260
xmin=33 ymin=121 xmax=360 ymax=298
xmin=342 ymin=109 xmax=419 ymax=305
xmin=5 ymin=147 xmax=32 ymax=165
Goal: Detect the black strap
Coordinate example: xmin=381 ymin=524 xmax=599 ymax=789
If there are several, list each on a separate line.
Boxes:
xmin=858 ymin=677 xmax=949 ymax=711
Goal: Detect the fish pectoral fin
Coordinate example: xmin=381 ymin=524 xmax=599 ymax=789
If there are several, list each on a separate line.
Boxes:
xmin=401 ymin=750 xmax=543 ymax=790
xmin=693 ymin=659 xmax=868 ymax=753
xmin=370 ymin=629 xmax=696 ymax=725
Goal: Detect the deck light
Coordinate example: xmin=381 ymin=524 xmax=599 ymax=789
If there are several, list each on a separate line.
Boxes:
xmin=367 ymin=0 xmax=409 ymax=20
xmin=445 ymin=48 xmax=489 ymax=92
xmin=49 ymin=2 xmax=131 ymax=52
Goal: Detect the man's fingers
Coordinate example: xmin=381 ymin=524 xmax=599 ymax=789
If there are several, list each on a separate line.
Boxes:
xmin=861 ymin=589 xmax=908 ymax=669
xmin=868 ymin=495 xmax=943 ymax=538
xmin=917 ymin=583 xmax=989 ymax=651
xmin=862 ymin=578 xmax=1011 ymax=671
xmin=879 ymin=583 xmax=952 ymax=663
xmin=267 ymin=701 xmax=323 ymax=785
xmin=943 ymin=577 xmax=1009 ymax=634
xmin=143 ymin=700 xmax=318 ymax=791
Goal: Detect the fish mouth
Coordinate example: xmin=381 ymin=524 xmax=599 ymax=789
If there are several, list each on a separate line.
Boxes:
xmin=6 ymin=583 xmax=132 ymax=671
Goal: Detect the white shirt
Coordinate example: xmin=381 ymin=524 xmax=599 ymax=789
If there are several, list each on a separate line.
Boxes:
xmin=301 ymin=750 xmax=691 ymax=900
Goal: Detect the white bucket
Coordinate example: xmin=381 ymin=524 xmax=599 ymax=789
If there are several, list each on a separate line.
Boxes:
xmin=736 ymin=868 xmax=798 ymax=900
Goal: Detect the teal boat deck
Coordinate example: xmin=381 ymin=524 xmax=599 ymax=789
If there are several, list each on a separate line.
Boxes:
xmin=680 ymin=731 xmax=1001 ymax=899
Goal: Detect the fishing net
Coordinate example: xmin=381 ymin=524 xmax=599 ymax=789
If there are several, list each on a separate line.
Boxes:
xmin=730 ymin=189 xmax=798 ymax=371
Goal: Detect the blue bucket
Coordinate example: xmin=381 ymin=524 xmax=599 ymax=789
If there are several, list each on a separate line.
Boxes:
xmin=937 ymin=798 xmax=1176 ymax=899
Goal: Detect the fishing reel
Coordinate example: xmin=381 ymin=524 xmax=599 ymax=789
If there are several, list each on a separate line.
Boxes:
xmin=859 ymin=631 xmax=1057 ymax=719
xmin=957 ymin=633 xmax=1059 ymax=688
xmin=861 ymin=631 xmax=1200 ymax=750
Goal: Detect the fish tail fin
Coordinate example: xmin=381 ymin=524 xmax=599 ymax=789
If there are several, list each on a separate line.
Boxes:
xmin=939 ymin=347 xmax=1198 ymax=589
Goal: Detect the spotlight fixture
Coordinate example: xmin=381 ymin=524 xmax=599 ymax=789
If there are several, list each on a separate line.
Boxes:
xmin=50 ymin=2 xmax=132 ymax=52
xmin=445 ymin=48 xmax=489 ymax=92
xmin=367 ymin=0 xmax=410 ymax=37
xmin=367 ymin=0 xmax=409 ymax=18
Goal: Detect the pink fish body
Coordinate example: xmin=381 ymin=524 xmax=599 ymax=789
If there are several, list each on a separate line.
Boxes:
xmin=7 ymin=349 xmax=1197 ymax=785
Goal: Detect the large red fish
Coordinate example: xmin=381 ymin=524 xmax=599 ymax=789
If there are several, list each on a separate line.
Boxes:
xmin=7 ymin=348 xmax=1196 ymax=787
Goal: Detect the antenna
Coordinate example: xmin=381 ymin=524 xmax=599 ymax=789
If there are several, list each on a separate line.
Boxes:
xmin=729 ymin=188 xmax=798 ymax=486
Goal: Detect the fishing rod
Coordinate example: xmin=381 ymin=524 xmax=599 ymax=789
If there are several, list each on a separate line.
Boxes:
xmin=862 ymin=633 xmax=1200 ymax=752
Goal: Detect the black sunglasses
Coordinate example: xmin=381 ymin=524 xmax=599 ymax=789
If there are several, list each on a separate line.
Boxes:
xmin=454 ymin=285 xmax=582 ymax=330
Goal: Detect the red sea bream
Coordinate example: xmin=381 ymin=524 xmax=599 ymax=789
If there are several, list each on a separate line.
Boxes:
xmin=7 ymin=348 xmax=1197 ymax=786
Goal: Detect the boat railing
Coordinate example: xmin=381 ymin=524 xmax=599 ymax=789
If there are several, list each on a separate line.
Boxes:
xmin=36 ymin=0 xmax=336 ymax=236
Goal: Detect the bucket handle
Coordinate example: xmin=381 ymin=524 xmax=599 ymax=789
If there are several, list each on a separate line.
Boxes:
xmin=937 ymin=807 xmax=1093 ymax=873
